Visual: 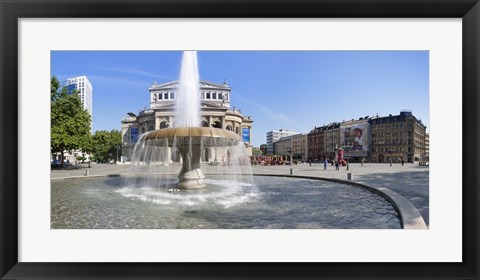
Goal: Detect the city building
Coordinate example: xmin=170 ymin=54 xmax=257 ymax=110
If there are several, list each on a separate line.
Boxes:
xmin=291 ymin=133 xmax=308 ymax=161
xmin=339 ymin=117 xmax=371 ymax=162
xmin=273 ymin=133 xmax=308 ymax=161
xmin=273 ymin=135 xmax=294 ymax=158
xmin=323 ymin=123 xmax=341 ymax=161
xmin=66 ymin=76 xmax=93 ymax=117
xmin=121 ymin=80 xmax=254 ymax=161
xmin=369 ymin=110 xmax=426 ymax=163
xmin=266 ymin=129 xmax=298 ymax=155
xmin=424 ymin=133 xmax=429 ymax=164
xmin=307 ymin=126 xmax=325 ymax=162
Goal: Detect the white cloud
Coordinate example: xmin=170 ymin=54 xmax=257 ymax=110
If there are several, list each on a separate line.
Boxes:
xmin=87 ymin=75 xmax=148 ymax=88
xmin=236 ymin=94 xmax=298 ymax=125
xmin=97 ymin=67 xmax=170 ymax=80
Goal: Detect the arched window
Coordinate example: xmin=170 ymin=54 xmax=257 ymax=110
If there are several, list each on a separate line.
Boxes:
xmin=148 ymin=125 xmax=154 ymax=131
xmin=141 ymin=127 xmax=146 ymax=133
xmin=212 ymin=121 xmax=222 ymax=128
xmin=201 ymin=121 xmax=209 ymax=127
xmin=160 ymin=121 xmax=169 ymax=129
xmin=226 ymin=125 xmax=233 ymax=131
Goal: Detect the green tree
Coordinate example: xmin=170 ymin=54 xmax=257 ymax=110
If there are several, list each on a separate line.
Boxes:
xmin=252 ymin=147 xmax=263 ymax=156
xmin=92 ymin=130 xmax=122 ymax=163
xmin=51 ymin=76 xmax=92 ymax=167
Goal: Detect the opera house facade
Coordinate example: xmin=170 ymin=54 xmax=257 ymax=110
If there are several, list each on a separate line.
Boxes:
xmin=121 ymin=80 xmax=253 ymax=162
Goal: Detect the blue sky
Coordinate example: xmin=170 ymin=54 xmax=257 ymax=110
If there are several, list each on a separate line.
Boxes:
xmin=51 ymin=51 xmax=429 ymax=147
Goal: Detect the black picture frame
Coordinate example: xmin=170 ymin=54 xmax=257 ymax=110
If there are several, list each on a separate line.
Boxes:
xmin=1 ymin=0 xmax=479 ymax=279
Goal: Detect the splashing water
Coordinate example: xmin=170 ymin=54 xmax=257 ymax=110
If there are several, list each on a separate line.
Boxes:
xmin=124 ymin=50 xmax=255 ymax=191
xmin=174 ymin=51 xmax=201 ymax=127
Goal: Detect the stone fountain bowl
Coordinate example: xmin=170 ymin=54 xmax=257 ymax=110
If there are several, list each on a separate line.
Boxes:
xmin=143 ymin=127 xmax=242 ymax=146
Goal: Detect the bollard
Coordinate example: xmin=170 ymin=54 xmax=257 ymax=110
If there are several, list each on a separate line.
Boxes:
xmin=85 ymin=169 xmax=90 ymax=176
xmin=290 ymin=168 xmax=294 ymax=175
xmin=347 ymin=173 xmax=352 ymax=180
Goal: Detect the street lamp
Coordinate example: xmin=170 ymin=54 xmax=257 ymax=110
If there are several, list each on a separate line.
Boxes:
xmin=387 ymin=148 xmax=394 ymax=166
xmin=332 ymin=143 xmax=338 ymax=162
xmin=343 ymin=143 xmax=353 ymax=170
xmin=116 ymin=144 xmax=121 ymax=162
xmin=287 ymin=147 xmax=293 ymax=166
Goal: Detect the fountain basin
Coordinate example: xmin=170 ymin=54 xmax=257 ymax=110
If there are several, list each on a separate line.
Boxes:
xmin=143 ymin=127 xmax=241 ymax=146
xmin=51 ymin=175 xmax=401 ymax=229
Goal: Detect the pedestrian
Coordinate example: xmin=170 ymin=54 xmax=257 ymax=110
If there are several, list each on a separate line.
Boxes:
xmin=308 ymin=157 xmax=312 ymax=167
xmin=324 ymin=159 xmax=328 ymax=170
xmin=401 ymin=158 xmax=405 ymax=166
xmin=335 ymin=160 xmax=339 ymax=170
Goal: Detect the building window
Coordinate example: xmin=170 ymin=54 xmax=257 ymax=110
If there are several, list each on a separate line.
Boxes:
xmin=212 ymin=121 xmax=222 ymax=128
xmin=160 ymin=121 xmax=169 ymax=129
xmin=212 ymin=92 xmax=217 ymax=99
xmin=218 ymin=93 xmax=223 ymax=100
xmin=148 ymin=125 xmax=154 ymax=131
xmin=226 ymin=125 xmax=233 ymax=131
xmin=142 ymin=127 xmax=146 ymax=133
xmin=206 ymin=92 xmax=211 ymax=99
xmin=170 ymin=92 xmax=175 ymax=99
xmin=158 ymin=93 xmax=163 ymax=100
xmin=164 ymin=93 xmax=168 ymax=100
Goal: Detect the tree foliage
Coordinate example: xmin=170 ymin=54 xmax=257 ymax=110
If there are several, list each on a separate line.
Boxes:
xmin=51 ymin=76 xmax=92 ymax=166
xmin=92 ymin=130 xmax=122 ymax=162
xmin=252 ymin=147 xmax=263 ymax=156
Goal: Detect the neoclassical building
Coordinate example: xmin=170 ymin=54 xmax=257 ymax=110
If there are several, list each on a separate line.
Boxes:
xmin=369 ymin=110 xmax=426 ymax=163
xmin=121 ymin=80 xmax=253 ymax=162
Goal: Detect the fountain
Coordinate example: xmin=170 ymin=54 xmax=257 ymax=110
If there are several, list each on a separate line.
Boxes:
xmin=133 ymin=51 xmax=246 ymax=190
xmin=50 ymin=51 xmax=407 ymax=229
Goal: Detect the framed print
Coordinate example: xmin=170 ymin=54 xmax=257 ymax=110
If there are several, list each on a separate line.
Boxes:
xmin=1 ymin=0 xmax=479 ymax=279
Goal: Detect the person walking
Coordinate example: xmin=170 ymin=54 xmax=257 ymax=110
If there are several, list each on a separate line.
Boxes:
xmin=335 ymin=160 xmax=339 ymax=170
xmin=308 ymin=157 xmax=312 ymax=167
xmin=401 ymin=158 xmax=405 ymax=166
xmin=324 ymin=159 xmax=328 ymax=170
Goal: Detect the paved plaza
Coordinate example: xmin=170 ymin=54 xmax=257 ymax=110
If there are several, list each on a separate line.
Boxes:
xmin=51 ymin=162 xmax=429 ymax=227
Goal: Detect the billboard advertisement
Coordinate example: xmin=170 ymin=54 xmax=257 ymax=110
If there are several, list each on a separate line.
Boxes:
xmin=340 ymin=123 xmax=370 ymax=157
xmin=242 ymin=127 xmax=250 ymax=143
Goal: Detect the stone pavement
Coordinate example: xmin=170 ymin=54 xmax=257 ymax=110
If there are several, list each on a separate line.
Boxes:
xmin=51 ymin=162 xmax=429 ymax=227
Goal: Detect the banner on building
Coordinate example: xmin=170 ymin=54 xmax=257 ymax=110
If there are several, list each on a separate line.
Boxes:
xmin=242 ymin=127 xmax=250 ymax=143
xmin=130 ymin=127 xmax=139 ymax=143
xmin=340 ymin=123 xmax=370 ymax=157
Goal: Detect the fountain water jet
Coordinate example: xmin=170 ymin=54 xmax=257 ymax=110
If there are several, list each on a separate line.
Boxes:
xmin=134 ymin=51 xmax=247 ymax=190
